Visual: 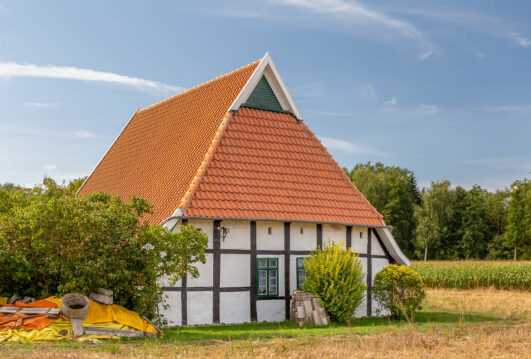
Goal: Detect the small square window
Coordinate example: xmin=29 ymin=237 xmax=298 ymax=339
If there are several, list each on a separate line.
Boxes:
xmin=258 ymin=259 xmax=268 ymax=268
xmin=300 ymin=227 xmax=304 ymax=234
xmin=268 ymin=259 xmax=277 ymax=267
xmin=268 ymin=227 xmax=272 ymax=235
xmin=360 ymin=232 xmax=363 ymax=239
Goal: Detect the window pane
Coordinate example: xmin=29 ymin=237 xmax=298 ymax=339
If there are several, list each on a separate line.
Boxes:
xmin=269 ymin=259 xmax=277 ymax=268
xmin=258 ymin=259 xmax=267 ymax=268
xmin=269 ymin=285 xmax=277 ymax=295
xmin=297 ymin=258 xmax=304 ymax=267
xmin=259 ymin=270 xmax=267 ymax=279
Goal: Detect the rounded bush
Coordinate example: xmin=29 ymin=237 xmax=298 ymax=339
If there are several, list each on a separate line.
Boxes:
xmin=372 ymin=264 xmax=425 ymax=320
xmin=302 ymin=241 xmax=366 ymax=322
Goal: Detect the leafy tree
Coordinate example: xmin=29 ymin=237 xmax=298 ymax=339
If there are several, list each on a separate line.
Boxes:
xmin=303 ymin=241 xmax=366 ymax=322
xmin=505 ymin=179 xmax=531 ymax=260
xmin=346 ymin=162 xmax=420 ymax=257
xmin=0 ymin=178 xmax=208 ymax=322
xmin=414 ymin=180 xmax=454 ymax=260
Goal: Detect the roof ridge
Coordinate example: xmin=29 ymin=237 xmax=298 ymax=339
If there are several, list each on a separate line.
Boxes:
xmin=177 ymin=111 xmax=234 ymax=214
xmin=298 ymin=121 xmax=383 ymax=219
xmin=139 ymin=60 xmax=261 ymax=113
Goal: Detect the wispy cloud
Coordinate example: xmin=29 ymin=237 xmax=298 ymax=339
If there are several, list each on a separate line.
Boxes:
xmin=321 ymin=137 xmax=385 ymax=156
xmin=73 ymin=130 xmax=96 ymax=139
xmin=391 ymin=8 xmax=531 ymax=49
xmin=272 ymin=0 xmax=432 ymax=54
xmin=510 ymin=32 xmax=531 ymax=48
xmin=355 ymin=82 xmax=377 ymax=102
xmin=420 ymin=104 xmax=439 ymax=115
xmin=24 ymin=101 xmax=62 ymax=108
xmin=42 ymin=164 xmax=57 ymax=172
xmin=384 ymin=97 xmax=397 ymax=106
xmin=0 ymin=62 xmax=183 ymax=95
xmin=418 ymin=51 xmax=433 ymax=62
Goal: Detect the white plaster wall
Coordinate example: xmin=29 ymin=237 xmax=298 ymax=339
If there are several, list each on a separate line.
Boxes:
xmin=257 ymin=254 xmax=285 ymax=296
xmin=187 ymin=219 xmax=214 ymax=249
xmin=157 ymin=275 xmax=181 ymax=288
xmin=354 ymin=293 xmax=368 ymax=318
xmin=322 ymin=224 xmax=347 ymax=248
xmin=187 ymin=253 xmax=213 ymax=287
xmin=372 ymin=257 xmax=391 ymax=316
xmin=256 ymin=221 xmax=284 ymax=250
xmin=220 ymin=292 xmax=250 ymax=324
xmin=351 ymin=227 xmax=368 ymax=254
xmin=221 ymin=254 xmax=250 ymax=287
xmin=257 ymin=300 xmax=285 ymax=323
xmin=371 ymin=235 xmax=386 ymax=256
xmin=290 ymin=222 xmax=317 ymax=251
xmin=160 ymin=292 xmax=181 ymax=326
xmin=187 ymin=291 xmax=213 ymax=325
xmin=221 ymin=220 xmax=250 ymax=250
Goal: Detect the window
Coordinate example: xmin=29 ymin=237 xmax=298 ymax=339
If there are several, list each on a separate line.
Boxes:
xmin=257 ymin=258 xmax=278 ymax=297
xmin=296 ymin=257 xmax=308 ymax=290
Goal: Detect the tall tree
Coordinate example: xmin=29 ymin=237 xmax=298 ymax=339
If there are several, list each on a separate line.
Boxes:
xmin=460 ymin=185 xmax=489 ymax=259
xmin=346 ymin=162 xmax=419 ymax=257
xmin=414 ymin=180 xmax=454 ymax=260
xmin=505 ymin=179 xmax=531 ymax=260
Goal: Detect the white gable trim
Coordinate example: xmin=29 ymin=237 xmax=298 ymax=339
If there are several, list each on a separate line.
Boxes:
xmin=375 ymin=224 xmax=410 ymax=266
xmin=229 ymin=52 xmax=303 ymax=120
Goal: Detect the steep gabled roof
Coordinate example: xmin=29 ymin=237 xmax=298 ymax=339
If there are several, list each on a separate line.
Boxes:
xmin=78 ymin=59 xmax=260 ymax=224
xmin=78 ymin=53 xmax=384 ymax=226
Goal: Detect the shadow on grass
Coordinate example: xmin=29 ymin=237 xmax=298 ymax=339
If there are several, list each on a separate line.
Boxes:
xmin=161 ymin=309 xmax=503 ymax=342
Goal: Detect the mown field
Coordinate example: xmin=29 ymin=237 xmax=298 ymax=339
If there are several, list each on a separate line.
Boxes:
xmin=3 ymin=261 xmax=530 ymax=358
xmin=411 ymin=260 xmax=531 ymax=290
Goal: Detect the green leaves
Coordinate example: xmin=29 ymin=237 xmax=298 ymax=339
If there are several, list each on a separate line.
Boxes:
xmin=372 ymin=264 xmax=425 ymax=320
xmin=0 ymin=178 xmax=207 ymax=322
xmin=302 ymin=241 xmax=366 ymax=322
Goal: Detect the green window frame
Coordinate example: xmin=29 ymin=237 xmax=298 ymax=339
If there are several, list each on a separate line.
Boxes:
xmin=257 ymin=258 xmax=279 ymax=297
xmin=296 ymin=257 xmax=307 ymax=290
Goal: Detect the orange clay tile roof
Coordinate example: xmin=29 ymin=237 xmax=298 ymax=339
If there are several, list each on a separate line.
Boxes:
xmin=184 ymin=107 xmax=383 ymax=226
xmin=78 ymin=60 xmax=260 ymax=224
xmin=79 ymin=60 xmax=384 ymax=226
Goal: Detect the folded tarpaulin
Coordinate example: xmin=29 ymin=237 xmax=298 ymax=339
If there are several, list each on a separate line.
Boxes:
xmin=0 ymin=318 xmax=146 ymax=342
xmin=0 ymin=299 xmax=58 ymax=331
xmin=44 ymin=296 xmax=158 ymax=334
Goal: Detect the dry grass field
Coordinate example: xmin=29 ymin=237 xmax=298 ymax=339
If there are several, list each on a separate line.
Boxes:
xmin=2 ymin=288 xmax=530 ymax=358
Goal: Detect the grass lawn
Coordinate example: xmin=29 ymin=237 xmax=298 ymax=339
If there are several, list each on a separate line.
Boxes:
xmin=2 ymin=288 xmax=530 ymax=358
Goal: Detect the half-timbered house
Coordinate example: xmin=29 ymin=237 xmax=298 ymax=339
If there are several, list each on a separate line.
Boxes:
xmin=78 ymin=53 xmax=409 ymax=325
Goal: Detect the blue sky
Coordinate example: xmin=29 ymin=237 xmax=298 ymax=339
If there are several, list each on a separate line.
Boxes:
xmin=1 ymin=0 xmax=530 ymax=190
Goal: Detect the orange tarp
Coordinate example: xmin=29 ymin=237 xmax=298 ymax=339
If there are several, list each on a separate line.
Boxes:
xmin=0 ymin=299 xmax=58 ymax=331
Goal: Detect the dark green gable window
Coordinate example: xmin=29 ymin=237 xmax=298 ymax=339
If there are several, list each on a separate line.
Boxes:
xmin=296 ymin=257 xmax=307 ymax=290
xmin=257 ymin=258 xmax=278 ymax=297
xmin=242 ymin=75 xmax=288 ymax=113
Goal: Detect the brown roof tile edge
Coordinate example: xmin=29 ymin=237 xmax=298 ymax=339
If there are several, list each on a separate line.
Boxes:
xmin=176 ymin=111 xmax=235 ymax=216
xmin=298 ymin=121 xmax=384 ymax=221
xmin=139 ymin=60 xmax=260 ymax=114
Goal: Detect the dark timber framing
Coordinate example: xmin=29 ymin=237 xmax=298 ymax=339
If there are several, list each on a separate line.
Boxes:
xmin=346 ymin=226 xmax=352 ymax=248
xmin=213 ymin=220 xmax=221 ymax=324
xmin=366 ymin=228 xmax=372 ymax=316
xmin=162 ymin=220 xmax=397 ymax=325
xmin=181 ymin=219 xmax=188 ymax=325
xmin=284 ymin=222 xmax=291 ymax=320
xmin=250 ymin=221 xmax=257 ymax=321
xmin=316 ymin=224 xmax=322 ymax=248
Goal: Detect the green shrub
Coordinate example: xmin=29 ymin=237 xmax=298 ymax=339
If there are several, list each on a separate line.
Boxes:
xmin=302 ymin=241 xmax=366 ymax=322
xmin=410 ymin=260 xmax=531 ymax=290
xmin=372 ymin=264 xmax=425 ymax=320
xmin=0 ymin=178 xmax=208 ymax=323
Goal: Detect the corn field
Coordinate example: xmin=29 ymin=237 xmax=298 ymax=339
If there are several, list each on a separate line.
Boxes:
xmin=410 ymin=261 xmax=531 ymax=290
